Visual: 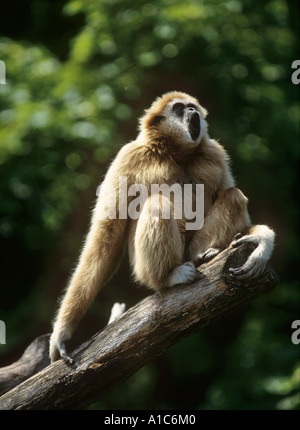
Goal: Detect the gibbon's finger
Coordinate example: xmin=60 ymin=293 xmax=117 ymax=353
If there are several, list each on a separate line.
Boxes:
xmin=57 ymin=341 xmax=74 ymax=365
xmin=237 ymin=258 xmax=267 ymax=280
xmin=228 ymin=260 xmax=255 ymax=277
xmin=194 ymin=248 xmax=220 ymax=266
xmin=229 ymin=255 xmax=267 ymax=280
xmin=202 ymin=248 xmax=220 ymax=259
xmin=231 ymin=234 xmax=258 ymax=248
xmin=233 ymin=232 xmax=243 ymax=241
xmin=232 ymin=264 xmax=263 ymax=280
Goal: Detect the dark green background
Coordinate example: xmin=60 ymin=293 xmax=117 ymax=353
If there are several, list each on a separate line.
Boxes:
xmin=0 ymin=0 xmax=299 ymax=410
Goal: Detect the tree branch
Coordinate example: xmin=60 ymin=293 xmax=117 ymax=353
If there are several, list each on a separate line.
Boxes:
xmin=0 ymin=243 xmax=278 ymax=410
xmin=0 ymin=334 xmax=50 ymax=397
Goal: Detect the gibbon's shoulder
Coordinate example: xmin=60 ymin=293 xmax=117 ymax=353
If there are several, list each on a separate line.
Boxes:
xmin=115 ymin=140 xmax=139 ymax=157
xmin=107 ymin=139 xmax=151 ymax=178
xmin=115 ymin=136 xmax=161 ymax=160
xmin=109 ymin=140 xmax=140 ymax=166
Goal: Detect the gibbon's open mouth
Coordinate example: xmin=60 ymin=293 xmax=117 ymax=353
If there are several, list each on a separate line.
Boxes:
xmin=188 ymin=112 xmax=201 ymax=141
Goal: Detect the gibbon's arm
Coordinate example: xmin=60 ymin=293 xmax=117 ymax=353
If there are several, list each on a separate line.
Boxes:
xmin=196 ymin=208 xmax=275 ymax=280
xmin=49 ymin=146 xmax=131 ymax=363
xmin=193 ymin=147 xmax=275 ymax=279
xmin=219 ymin=160 xmax=275 ymax=279
xmin=189 ymin=150 xmax=243 ymax=255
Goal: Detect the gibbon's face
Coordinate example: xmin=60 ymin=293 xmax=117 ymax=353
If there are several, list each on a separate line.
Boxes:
xmin=140 ymin=92 xmax=208 ymax=147
xmin=162 ymin=97 xmax=206 ymax=145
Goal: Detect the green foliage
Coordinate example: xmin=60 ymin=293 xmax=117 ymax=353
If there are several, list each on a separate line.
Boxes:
xmin=0 ymin=0 xmax=299 ymax=409
xmin=200 ymin=283 xmax=300 ymax=410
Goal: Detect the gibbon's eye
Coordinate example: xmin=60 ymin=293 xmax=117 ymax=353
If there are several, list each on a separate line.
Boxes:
xmin=172 ymin=102 xmax=185 ymax=118
xmin=187 ymin=103 xmax=198 ymax=111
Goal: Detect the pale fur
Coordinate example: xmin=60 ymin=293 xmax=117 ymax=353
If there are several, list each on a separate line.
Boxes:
xmin=49 ymin=92 xmax=275 ymax=362
xmin=107 ymin=302 xmax=126 ymax=325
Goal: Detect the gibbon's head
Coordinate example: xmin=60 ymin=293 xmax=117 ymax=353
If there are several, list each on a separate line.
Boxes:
xmin=139 ymin=92 xmax=208 ymax=148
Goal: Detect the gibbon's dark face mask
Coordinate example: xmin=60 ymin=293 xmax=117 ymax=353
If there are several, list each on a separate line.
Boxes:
xmin=172 ymin=102 xmax=201 ymax=141
xmin=187 ymin=109 xmax=201 ymax=141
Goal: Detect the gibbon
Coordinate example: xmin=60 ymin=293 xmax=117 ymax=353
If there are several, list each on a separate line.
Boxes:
xmin=49 ymin=91 xmax=275 ymax=363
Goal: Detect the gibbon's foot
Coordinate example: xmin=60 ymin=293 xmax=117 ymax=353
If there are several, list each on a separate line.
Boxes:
xmin=194 ymin=248 xmax=221 ymax=266
xmin=107 ymin=302 xmax=126 ymax=325
xmin=167 ymin=262 xmax=196 ymax=287
xmin=229 ymin=234 xmax=267 ymax=280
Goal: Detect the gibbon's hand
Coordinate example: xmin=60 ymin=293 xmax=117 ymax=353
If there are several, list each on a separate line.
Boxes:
xmin=229 ymin=234 xmax=268 ymax=280
xmin=50 ymin=339 xmax=74 ymax=365
xmin=194 ymin=248 xmax=221 ymax=266
xmin=50 ymin=302 xmax=126 ymax=363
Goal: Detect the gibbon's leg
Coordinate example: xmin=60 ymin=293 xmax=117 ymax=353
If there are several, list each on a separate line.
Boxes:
xmin=49 ymin=217 xmax=127 ymax=363
xmin=133 ymin=195 xmax=196 ymax=290
xmin=189 ymin=187 xmax=275 ymax=279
